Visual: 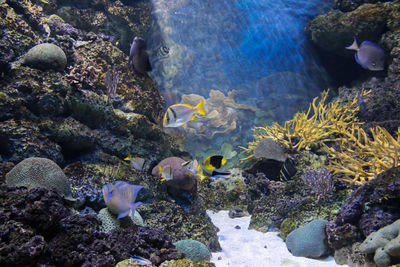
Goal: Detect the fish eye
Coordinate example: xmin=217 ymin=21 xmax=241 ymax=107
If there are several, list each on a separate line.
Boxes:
xmin=372 ymin=62 xmax=376 ymax=66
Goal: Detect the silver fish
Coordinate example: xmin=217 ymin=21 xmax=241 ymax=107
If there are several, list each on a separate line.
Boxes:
xmin=130 ymin=256 xmax=152 ymax=265
xmin=124 ymin=154 xmax=145 ymax=171
xmin=129 ymin=37 xmax=152 ymax=75
xmin=102 ymin=181 xmax=143 ymax=219
xmin=163 ymin=100 xmax=206 ymax=128
xmin=346 ymin=39 xmax=384 ymax=71
xmin=182 ymin=159 xmax=205 ymax=182
xmin=160 ymin=165 xmax=173 ymax=181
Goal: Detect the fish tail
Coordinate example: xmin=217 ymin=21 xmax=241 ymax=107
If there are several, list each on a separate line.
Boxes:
xmin=124 ymin=153 xmax=131 ymax=161
xmin=195 ymin=100 xmax=206 ymax=115
xmin=346 ymin=38 xmax=359 ymax=51
xmin=130 ymin=201 xmax=143 ymax=218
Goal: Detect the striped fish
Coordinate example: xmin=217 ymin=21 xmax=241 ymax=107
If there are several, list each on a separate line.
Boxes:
xmin=163 ymin=100 xmax=206 ymax=128
xmin=211 ymin=169 xmax=231 ymax=179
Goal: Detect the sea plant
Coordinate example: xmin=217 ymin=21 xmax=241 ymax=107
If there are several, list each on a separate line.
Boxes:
xmin=240 ymin=89 xmax=370 ymax=161
xmin=301 ymin=168 xmax=334 ymax=200
xmin=325 ymin=125 xmax=400 ymax=185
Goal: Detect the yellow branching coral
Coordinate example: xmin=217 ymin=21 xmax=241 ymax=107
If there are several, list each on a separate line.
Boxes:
xmin=240 ymin=89 xmax=370 ymax=161
xmin=325 ymin=125 xmax=400 ymax=185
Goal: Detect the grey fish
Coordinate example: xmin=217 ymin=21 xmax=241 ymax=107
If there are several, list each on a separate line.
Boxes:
xmin=129 ymin=36 xmax=152 ymax=75
xmin=346 ymin=39 xmax=384 ymax=71
xmin=102 ymin=181 xmax=143 ymax=219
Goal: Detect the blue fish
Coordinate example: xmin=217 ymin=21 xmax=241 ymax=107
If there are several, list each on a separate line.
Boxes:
xmin=102 ymin=181 xmax=143 ymax=219
xmin=346 ymin=39 xmax=385 ymax=71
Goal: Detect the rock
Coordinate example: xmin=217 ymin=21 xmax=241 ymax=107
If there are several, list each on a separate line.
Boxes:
xmin=305 ymin=3 xmax=389 ymax=55
xmin=23 ymin=43 xmax=67 ymax=71
xmin=6 ymin=157 xmax=74 ymax=201
xmin=285 ymin=219 xmax=330 ymax=258
xmin=173 ymin=239 xmax=211 ymax=261
xmin=253 ymin=137 xmax=287 ymax=162
xmin=98 ymin=208 xmax=145 ymax=232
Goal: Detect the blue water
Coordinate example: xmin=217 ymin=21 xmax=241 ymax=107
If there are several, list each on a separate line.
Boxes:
xmin=148 ymin=0 xmax=332 ymax=160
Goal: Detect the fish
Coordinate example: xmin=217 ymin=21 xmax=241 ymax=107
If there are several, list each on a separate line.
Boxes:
xmin=124 ymin=154 xmax=145 ymax=171
xmin=129 ymin=36 xmax=152 ymax=75
xmin=129 ymin=255 xmax=152 ymax=265
xmin=160 ymin=165 xmax=173 ymax=181
xmin=211 ymin=169 xmax=231 ymax=179
xmin=163 ymin=100 xmax=206 ymax=128
xmin=203 ymin=155 xmax=226 ymax=170
xmin=345 ymin=39 xmax=385 ymax=71
xmin=182 ymin=159 xmax=206 ymax=182
xmin=102 ymin=181 xmax=143 ymax=219
xmin=279 ymin=158 xmax=297 ymax=181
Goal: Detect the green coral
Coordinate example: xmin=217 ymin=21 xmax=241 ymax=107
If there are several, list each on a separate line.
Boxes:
xmin=159 ymin=259 xmax=214 ymax=267
xmin=5 ymin=157 xmax=74 ymax=201
xmin=173 ymin=239 xmax=211 ymax=261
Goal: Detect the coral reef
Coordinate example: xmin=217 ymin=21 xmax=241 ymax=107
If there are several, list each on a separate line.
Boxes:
xmin=359 ymin=219 xmax=400 ymax=267
xmin=241 ymin=90 xmax=367 ymax=156
xmin=0 ymin=185 xmax=183 ymax=266
xmin=301 ymin=168 xmax=334 ymax=200
xmin=139 ymin=200 xmax=221 ymax=252
xmin=6 ymin=157 xmax=74 ymax=201
xmin=326 ymin=166 xmax=400 ymax=265
xmin=23 ymin=43 xmax=67 ymax=71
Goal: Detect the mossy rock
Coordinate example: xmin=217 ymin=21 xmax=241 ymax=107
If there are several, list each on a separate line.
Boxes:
xmin=23 ymin=43 xmax=67 ymax=71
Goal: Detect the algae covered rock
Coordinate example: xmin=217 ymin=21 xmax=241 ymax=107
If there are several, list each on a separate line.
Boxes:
xmin=23 ymin=43 xmax=67 ymax=71
xmin=159 ymin=259 xmax=215 ymax=267
xmin=6 ymin=157 xmax=74 ymax=201
xmin=173 ymin=239 xmax=211 ymax=261
xmin=285 ymin=219 xmax=330 ymax=258
xmin=98 ymin=207 xmax=145 ymax=232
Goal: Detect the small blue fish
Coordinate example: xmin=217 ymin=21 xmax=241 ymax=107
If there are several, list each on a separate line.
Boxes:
xmin=163 ymin=100 xmax=206 ymax=128
xmin=130 ymin=255 xmax=152 ymax=265
xmin=211 ymin=169 xmax=231 ymax=179
xmin=346 ymin=39 xmax=384 ymax=71
xmin=102 ymin=181 xmax=143 ymax=219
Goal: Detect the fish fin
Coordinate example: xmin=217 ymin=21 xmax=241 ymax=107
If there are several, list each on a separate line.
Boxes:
xmin=102 ymin=184 xmax=112 ymax=204
xmin=346 ymin=38 xmax=359 ymax=51
xmin=124 ymin=153 xmax=131 ymax=161
xmin=361 ymin=40 xmax=383 ymax=50
xmin=221 ymin=158 xmax=227 ymax=166
xmin=130 ymin=201 xmax=143 ymax=218
xmin=355 ymin=53 xmax=361 ymax=65
xmin=190 ymin=114 xmax=196 ymax=121
xmin=195 ymin=100 xmax=206 ymax=115
xmin=158 ymin=165 xmax=163 ymax=175
xmin=117 ymin=209 xmax=131 ymax=219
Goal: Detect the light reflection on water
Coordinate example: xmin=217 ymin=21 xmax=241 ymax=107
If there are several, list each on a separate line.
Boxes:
xmin=148 ymin=0 xmax=332 ymax=162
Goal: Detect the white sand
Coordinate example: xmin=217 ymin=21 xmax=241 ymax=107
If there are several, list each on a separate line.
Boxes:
xmin=207 ymin=210 xmax=348 ymax=267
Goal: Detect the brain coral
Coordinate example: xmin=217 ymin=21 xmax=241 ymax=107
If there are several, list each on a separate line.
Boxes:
xmin=5 ymin=157 xmax=75 ymax=201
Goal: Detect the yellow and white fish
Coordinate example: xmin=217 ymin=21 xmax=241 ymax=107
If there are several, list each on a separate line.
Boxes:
xmin=203 ymin=155 xmax=227 ymax=170
xmin=102 ymin=181 xmax=143 ymax=219
xmin=124 ymin=154 xmax=145 ymax=171
xmin=159 ymin=165 xmax=173 ymax=181
xmin=163 ymin=100 xmax=206 ymax=128
xmin=182 ymin=159 xmax=206 ymax=182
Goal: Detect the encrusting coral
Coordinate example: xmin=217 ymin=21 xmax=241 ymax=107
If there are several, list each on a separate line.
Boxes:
xmin=359 ymin=218 xmax=400 ymax=267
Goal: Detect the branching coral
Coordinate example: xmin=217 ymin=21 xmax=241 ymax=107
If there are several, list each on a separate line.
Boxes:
xmin=325 ymin=125 xmax=400 ymax=185
xmin=241 ymin=90 xmax=370 ymax=161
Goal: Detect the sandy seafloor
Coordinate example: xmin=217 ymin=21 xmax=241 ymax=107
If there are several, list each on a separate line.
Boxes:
xmin=207 ymin=210 xmax=348 ymax=267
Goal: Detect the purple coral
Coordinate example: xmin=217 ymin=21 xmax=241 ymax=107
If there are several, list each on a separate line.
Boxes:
xmin=301 ymin=168 xmax=334 ymax=200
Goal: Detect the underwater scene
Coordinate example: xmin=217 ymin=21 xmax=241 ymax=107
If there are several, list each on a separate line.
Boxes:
xmin=0 ymin=0 xmax=400 ymax=266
